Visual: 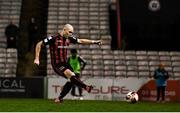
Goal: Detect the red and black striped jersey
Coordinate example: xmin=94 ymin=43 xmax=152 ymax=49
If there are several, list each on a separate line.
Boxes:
xmin=43 ymin=33 xmax=78 ymax=65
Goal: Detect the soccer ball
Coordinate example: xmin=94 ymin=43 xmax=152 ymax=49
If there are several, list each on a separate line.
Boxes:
xmin=125 ymin=91 xmax=139 ymax=104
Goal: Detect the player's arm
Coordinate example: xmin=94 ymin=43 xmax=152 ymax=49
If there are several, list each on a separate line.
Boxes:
xmin=34 ymin=36 xmax=54 ymax=65
xmin=34 ymin=41 xmax=44 ymax=65
xmin=69 ymin=34 xmax=102 ymax=45
xmin=78 ymin=56 xmax=87 ymax=70
xmin=77 ymin=39 xmax=102 ymax=45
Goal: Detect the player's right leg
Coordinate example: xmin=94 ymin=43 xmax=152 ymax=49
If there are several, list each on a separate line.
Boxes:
xmin=64 ymin=69 xmax=93 ymax=93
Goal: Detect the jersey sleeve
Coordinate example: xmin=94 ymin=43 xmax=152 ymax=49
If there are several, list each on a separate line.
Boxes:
xmin=69 ymin=34 xmax=78 ymax=44
xmin=43 ymin=35 xmax=55 ymax=45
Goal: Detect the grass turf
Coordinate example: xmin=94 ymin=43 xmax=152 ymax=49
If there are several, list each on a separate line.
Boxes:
xmin=0 ymin=98 xmax=180 ymax=112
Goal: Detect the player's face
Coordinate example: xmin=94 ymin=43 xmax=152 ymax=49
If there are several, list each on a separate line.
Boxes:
xmin=63 ymin=27 xmax=74 ymax=38
xmin=72 ymin=53 xmax=77 ymax=59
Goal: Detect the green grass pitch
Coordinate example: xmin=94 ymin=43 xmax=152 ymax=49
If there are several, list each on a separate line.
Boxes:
xmin=0 ymin=98 xmax=180 ymax=112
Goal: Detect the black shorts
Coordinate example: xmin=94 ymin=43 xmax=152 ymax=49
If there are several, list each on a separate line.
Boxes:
xmin=52 ymin=63 xmax=73 ymax=78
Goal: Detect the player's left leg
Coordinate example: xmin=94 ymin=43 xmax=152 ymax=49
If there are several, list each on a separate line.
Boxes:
xmin=55 ymin=81 xmax=73 ymax=103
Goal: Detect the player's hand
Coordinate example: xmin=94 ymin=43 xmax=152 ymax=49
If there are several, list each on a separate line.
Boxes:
xmin=94 ymin=40 xmax=102 ymax=46
xmin=34 ymin=59 xmax=40 ymax=65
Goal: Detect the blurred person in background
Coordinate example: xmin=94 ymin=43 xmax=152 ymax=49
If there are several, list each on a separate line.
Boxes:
xmin=154 ymin=62 xmax=169 ymax=103
xmin=34 ymin=24 xmax=102 ymax=103
xmin=5 ymin=20 xmax=19 ymax=48
xmin=68 ymin=49 xmax=86 ymax=100
xmin=28 ymin=17 xmax=38 ymax=52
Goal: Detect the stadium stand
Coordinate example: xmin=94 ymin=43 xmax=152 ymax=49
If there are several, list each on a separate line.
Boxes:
xmin=0 ymin=0 xmax=22 ymax=77
xmin=45 ymin=0 xmax=180 ymax=79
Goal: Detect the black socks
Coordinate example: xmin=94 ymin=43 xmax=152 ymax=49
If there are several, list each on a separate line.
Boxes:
xmin=70 ymin=76 xmax=86 ymax=89
xmin=59 ymin=82 xmax=73 ymax=99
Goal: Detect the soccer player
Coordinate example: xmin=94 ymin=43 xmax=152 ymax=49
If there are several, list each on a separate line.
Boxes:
xmin=34 ymin=24 xmax=102 ymax=103
xmin=68 ymin=49 xmax=87 ymax=99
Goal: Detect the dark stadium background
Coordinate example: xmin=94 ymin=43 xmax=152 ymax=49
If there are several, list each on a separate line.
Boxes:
xmin=3 ymin=0 xmax=180 ymax=77
xmin=110 ymin=0 xmax=180 ymax=51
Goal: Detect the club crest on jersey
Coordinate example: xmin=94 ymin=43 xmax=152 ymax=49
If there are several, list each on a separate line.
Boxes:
xmin=148 ymin=0 xmax=160 ymax=12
